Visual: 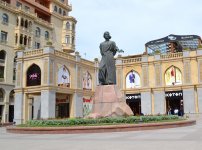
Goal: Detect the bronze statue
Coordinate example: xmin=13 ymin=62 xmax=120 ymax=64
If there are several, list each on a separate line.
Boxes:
xmin=98 ymin=31 xmax=123 ymax=85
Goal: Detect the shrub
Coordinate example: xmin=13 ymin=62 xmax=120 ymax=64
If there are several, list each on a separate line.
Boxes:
xmin=24 ymin=115 xmax=180 ymax=127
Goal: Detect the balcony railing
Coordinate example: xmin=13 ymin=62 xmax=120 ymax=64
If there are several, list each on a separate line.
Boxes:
xmin=122 ymin=57 xmax=142 ymax=64
xmin=160 ymin=52 xmax=183 ymax=59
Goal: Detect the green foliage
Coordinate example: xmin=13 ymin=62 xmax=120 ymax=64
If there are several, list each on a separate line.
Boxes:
xmin=198 ymin=45 xmax=202 ymax=49
xmin=154 ymin=49 xmax=161 ymax=54
xmin=25 ymin=115 xmax=180 ymax=127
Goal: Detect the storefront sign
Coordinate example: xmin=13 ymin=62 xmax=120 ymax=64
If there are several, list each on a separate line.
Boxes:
xmin=165 ymin=91 xmax=183 ymax=98
xmin=126 ymin=94 xmax=141 ymax=100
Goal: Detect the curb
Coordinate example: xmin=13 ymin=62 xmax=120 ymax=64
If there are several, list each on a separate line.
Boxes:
xmin=6 ymin=120 xmax=196 ymax=134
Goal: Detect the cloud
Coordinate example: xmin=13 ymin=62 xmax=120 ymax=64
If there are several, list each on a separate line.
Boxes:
xmin=70 ymin=0 xmax=202 ymax=60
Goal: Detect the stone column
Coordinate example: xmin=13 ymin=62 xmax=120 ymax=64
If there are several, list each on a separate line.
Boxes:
xmin=116 ymin=55 xmax=123 ymax=89
xmin=41 ymin=90 xmax=56 ymax=119
xmin=141 ymin=91 xmax=152 ymax=115
xmin=72 ymin=92 xmax=83 ymax=118
xmin=14 ymin=92 xmax=24 ymax=124
xmin=153 ymin=90 xmax=165 ymax=114
xmin=33 ymin=96 xmax=41 ymax=119
xmin=183 ymin=88 xmax=196 ymax=113
xmin=197 ymin=87 xmax=202 ymax=113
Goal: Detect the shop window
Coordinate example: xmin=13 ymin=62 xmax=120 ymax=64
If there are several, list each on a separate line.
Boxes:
xmin=83 ymin=71 xmax=92 ymax=90
xmin=57 ymin=65 xmax=70 ymax=87
xmin=45 ymin=31 xmax=49 ymax=40
xmin=165 ymin=66 xmax=182 ymax=86
xmin=2 ymin=13 xmax=9 ymax=25
xmin=26 ymin=64 xmax=41 ymax=86
xmin=126 ymin=70 xmax=141 ymax=89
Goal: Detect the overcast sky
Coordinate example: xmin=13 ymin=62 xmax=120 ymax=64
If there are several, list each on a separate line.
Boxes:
xmin=69 ymin=0 xmax=202 ymax=60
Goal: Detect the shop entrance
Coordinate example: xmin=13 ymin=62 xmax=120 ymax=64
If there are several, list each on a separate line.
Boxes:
xmin=9 ymin=105 xmax=14 ymax=122
xmin=56 ymin=94 xmax=70 ymax=118
xmin=126 ymin=94 xmax=141 ymax=115
xmin=165 ymin=91 xmax=183 ymax=116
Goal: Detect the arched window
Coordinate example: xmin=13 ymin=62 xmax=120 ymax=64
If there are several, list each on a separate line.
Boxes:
xmin=35 ymin=27 xmax=41 ymax=37
xmin=45 ymin=31 xmax=49 ymax=40
xmin=63 ymin=11 xmax=66 ymax=16
xmin=20 ymin=18 xmax=24 ymax=27
xmin=27 ymin=64 xmax=41 ymax=86
xmin=54 ymin=5 xmax=57 ymax=12
xmin=66 ymin=22 xmax=70 ymax=30
xmin=19 ymin=34 xmax=23 ymax=44
xmin=0 ymin=88 xmax=4 ymax=102
xmin=9 ymin=90 xmax=14 ymax=103
xmin=29 ymin=21 xmax=32 ymax=29
xmin=25 ymin=20 xmax=28 ymax=28
xmin=2 ymin=13 xmax=9 ymax=24
xmin=126 ymin=70 xmax=141 ymax=89
xmin=57 ymin=65 xmax=70 ymax=87
xmin=59 ymin=8 xmax=62 ymax=14
xmin=24 ymin=35 xmax=27 ymax=45
xmin=165 ymin=66 xmax=182 ymax=86
xmin=83 ymin=71 xmax=92 ymax=90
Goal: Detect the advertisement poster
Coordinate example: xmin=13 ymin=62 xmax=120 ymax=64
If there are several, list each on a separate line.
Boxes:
xmin=165 ymin=66 xmax=182 ymax=85
xmin=83 ymin=71 xmax=92 ymax=90
xmin=58 ymin=65 xmax=70 ymax=87
xmin=83 ymin=97 xmax=93 ymax=117
xmin=126 ymin=70 xmax=140 ymax=89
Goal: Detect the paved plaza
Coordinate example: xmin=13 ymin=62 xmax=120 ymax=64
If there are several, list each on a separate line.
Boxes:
xmin=0 ymin=115 xmax=202 ymax=150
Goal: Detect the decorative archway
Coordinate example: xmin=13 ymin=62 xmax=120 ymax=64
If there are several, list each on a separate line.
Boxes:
xmin=57 ymin=65 xmax=70 ymax=87
xmin=83 ymin=71 xmax=92 ymax=90
xmin=26 ymin=64 xmax=41 ymax=86
xmin=165 ymin=66 xmax=182 ymax=86
xmin=126 ymin=70 xmax=141 ymax=89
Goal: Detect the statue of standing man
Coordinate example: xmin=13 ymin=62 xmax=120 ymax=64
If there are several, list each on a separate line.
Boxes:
xmin=99 ymin=31 xmax=123 ymax=85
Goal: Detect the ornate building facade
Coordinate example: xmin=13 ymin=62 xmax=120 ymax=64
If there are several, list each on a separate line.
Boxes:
xmin=1 ymin=0 xmax=202 ymax=125
xmin=0 ymin=0 xmax=76 ymax=123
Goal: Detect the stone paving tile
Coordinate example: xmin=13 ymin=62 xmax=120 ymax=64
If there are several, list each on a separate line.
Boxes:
xmin=0 ymin=115 xmax=202 ymax=150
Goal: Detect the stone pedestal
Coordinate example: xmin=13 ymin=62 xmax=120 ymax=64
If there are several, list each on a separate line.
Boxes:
xmin=88 ymin=85 xmax=133 ymax=118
